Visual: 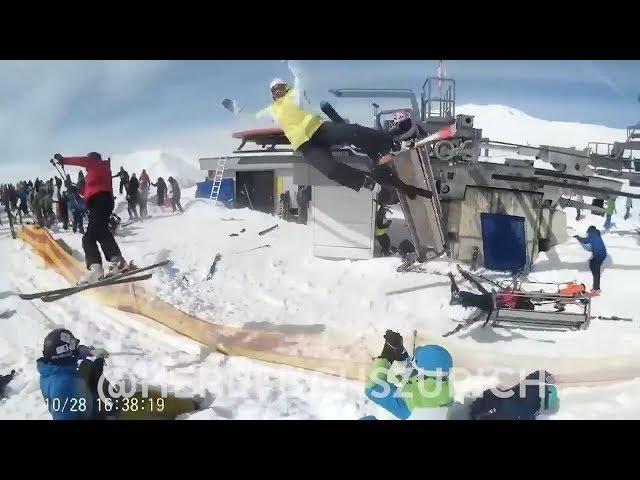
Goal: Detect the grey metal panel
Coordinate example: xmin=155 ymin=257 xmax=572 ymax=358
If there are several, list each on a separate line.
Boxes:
xmin=392 ymin=147 xmax=446 ymax=261
xmin=492 ymin=308 xmax=588 ymax=330
xmin=310 ymin=165 xmax=374 ymax=260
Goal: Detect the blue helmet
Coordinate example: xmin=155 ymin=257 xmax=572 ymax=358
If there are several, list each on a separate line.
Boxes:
xmin=413 ymin=345 xmax=453 ymax=376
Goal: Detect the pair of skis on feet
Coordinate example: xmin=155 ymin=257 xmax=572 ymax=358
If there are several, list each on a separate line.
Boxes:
xmin=19 ymin=260 xmax=171 ymax=303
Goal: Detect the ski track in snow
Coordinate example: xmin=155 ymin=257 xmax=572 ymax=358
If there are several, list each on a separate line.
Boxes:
xmin=3 ymin=106 xmax=640 ymax=419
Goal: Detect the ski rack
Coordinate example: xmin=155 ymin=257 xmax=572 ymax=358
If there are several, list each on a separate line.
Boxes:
xmin=489 ymin=291 xmax=591 ymax=331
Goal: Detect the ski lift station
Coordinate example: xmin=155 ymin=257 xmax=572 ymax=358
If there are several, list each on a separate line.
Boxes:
xmin=200 ymin=75 xmax=640 ymax=273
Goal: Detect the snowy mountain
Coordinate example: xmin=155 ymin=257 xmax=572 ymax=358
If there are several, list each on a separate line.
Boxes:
xmin=457 ymin=104 xmax=628 ymax=149
xmin=110 ymin=150 xmax=204 ymax=188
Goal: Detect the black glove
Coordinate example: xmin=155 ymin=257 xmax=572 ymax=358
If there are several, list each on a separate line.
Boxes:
xmin=379 ymin=330 xmax=408 ymax=363
xmin=53 ymin=154 xmax=64 ymax=165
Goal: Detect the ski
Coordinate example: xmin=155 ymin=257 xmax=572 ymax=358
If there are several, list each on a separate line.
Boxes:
xmin=205 ymin=254 xmax=222 ymax=280
xmin=456 ymin=264 xmax=502 ymax=288
xmin=40 ymin=274 xmax=153 ymax=302
xmin=235 ymin=244 xmax=270 ymax=254
xmin=258 ymin=224 xmax=279 ymax=236
xmin=403 ymin=265 xmax=448 ymax=276
xmin=592 ymin=315 xmax=633 ymax=322
xmin=19 ymin=260 xmax=170 ymax=300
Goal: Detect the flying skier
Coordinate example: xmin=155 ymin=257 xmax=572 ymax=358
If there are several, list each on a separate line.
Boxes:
xmin=257 ymin=70 xmax=431 ymax=200
xmin=54 ymin=153 xmax=128 ymax=284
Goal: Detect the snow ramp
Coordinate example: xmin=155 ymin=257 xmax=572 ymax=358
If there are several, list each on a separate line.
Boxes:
xmin=17 ymin=226 xmax=640 ymax=387
xmin=17 ymin=226 xmax=375 ymax=380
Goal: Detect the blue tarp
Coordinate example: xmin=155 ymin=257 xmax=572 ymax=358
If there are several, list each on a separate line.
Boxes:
xmin=196 ymin=179 xmax=235 ymax=206
xmin=481 ymin=213 xmax=526 ymax=272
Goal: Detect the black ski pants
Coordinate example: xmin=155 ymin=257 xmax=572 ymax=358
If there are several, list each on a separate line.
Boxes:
xmin=589 ymin=256 xmax=604 ymax=291
xmin=298 ymin=122 xmax=395 ymax=191
xmin=83 ymin=192 xmax=122 ymax=269
xmin=376 ymin=233 xmax=391 ymax=255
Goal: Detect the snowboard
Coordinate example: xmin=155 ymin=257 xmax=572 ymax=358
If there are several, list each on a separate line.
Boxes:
xmin=19 ymin=260 xmax=170 ymax=301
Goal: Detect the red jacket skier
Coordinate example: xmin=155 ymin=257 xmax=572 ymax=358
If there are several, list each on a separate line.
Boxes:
xmin=60 ymin=155 xmax=113 ymax=202
xmin=54 ymin=152 xmax=128 ymax=283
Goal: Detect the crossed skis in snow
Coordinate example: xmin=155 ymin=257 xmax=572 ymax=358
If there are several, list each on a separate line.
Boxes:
xmin=19 ymin=260 xmax=171 ymax=303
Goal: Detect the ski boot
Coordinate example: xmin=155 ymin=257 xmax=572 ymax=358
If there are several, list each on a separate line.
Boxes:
xmin=78 ymin=264 xmax=105 ymax=285
xmin=369 ymin=165 xmax=432 ymax=200
xmin=106 ymin=256 xmax=130 ymax=278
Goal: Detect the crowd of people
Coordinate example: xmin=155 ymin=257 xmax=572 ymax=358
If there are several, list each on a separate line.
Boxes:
xmin=0 ymin=173 xmax=87 ymax=232
xmin=1 ymin=168 xmax=184 ymax=231
xmin=113 ymin=167 xmax=183 ymax=220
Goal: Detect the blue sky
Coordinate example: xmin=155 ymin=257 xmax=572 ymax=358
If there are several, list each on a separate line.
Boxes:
xmin=0 ymin=60 xmax=638 ymax=181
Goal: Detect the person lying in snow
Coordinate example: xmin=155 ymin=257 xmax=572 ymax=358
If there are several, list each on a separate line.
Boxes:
xmin=573 ymin=225 xmax=607 ymax=296
xmin=257 ymin=69 xmax=431 ymax=201
xmin=447 ymin=271 xmax=534 ymax=322
xmin=37 ymin=328 xmax=211 ymax=420
xmin=469 ymin=370 xmax=560 ymax=420
xmin=364 ymin=330 xmax=454 ymax=420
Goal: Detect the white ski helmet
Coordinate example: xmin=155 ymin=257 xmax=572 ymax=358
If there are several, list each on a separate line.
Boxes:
xmin=270 ymin=78 xmax=288 ymax=90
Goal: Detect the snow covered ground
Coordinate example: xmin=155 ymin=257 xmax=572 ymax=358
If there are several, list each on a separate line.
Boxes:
xmin=3 ymin=104 xmax=640 ymax=419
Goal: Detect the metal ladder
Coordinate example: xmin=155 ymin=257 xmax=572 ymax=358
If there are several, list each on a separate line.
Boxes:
xmin=209 ymin=157 xmax=227 ymax=203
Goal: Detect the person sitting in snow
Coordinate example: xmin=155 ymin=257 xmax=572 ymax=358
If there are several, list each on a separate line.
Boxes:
xmin=574 ymin=225 xmax=607 ymax=296
xmin=364 ymin=330 xmax=454 ymax=420
xmin=37 ymin=328 xmax=212 ymax=420
xmin=37 ymin=328 xmax=112 ymax=420
xmin=469 ymin=370 xmax=560 ymax=420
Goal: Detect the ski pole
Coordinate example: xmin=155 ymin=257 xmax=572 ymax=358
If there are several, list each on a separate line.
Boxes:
xmin=234 ymin=244 xmax=270 ymax=254
xmin=50 ymin=159 xmax=82 ymax=210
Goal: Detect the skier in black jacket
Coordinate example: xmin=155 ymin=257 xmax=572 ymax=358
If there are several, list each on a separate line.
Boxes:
xmin=151 ymin=177 xmax=167 ymax=206
xmin=112 ymin=167 xmax=130 ymax=196
xmin=126 ymin=174 xmax=139 ymax=220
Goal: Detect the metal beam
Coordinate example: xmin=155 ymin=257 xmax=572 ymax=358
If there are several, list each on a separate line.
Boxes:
xmin=491 ymin=173 xmax=640 ymax=199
